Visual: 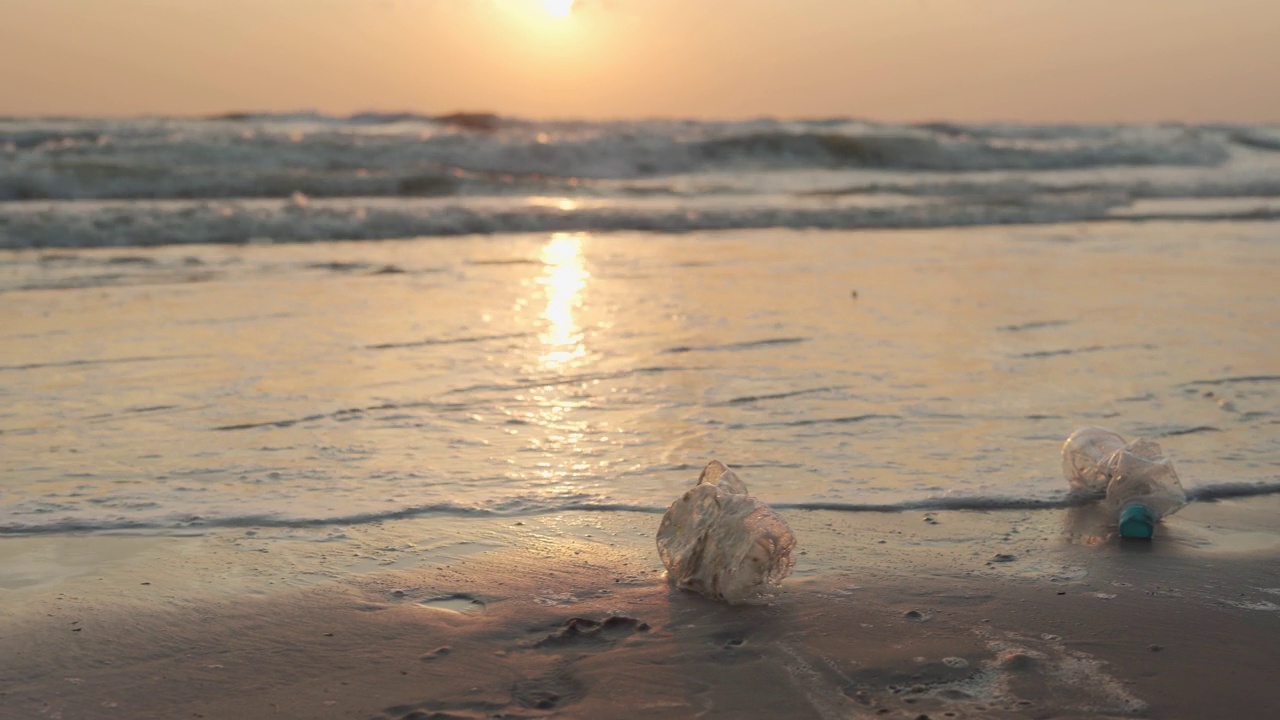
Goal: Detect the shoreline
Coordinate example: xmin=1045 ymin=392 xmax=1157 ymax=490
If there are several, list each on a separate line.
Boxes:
xmin=3 ymin=220 xmax=1277 ymax=718
xmin=3 ymin=501 xmax=1278 ymax=719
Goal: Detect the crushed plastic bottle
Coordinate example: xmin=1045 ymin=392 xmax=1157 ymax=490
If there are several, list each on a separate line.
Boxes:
xmin=1103 ymin=438 xmax=1187 ymax=539
xmin=1061 ymin=426 xmax=1128 ymax=495
xmin=656 ymin=460 xmax=797 ymax=603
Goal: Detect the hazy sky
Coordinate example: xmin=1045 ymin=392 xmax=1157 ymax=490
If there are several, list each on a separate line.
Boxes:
xmin=2 ymin=0 xmax=1278 ymax=122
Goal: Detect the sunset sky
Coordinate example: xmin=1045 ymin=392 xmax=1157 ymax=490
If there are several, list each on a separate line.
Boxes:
xmin=2 ymin=0 xmax=1278 ymax=122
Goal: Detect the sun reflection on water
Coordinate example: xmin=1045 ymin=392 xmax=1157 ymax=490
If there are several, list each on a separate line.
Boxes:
xmin=538 ymin=233 xmax=589 ymax=371
xmin=514 ymin=233 xmax=602 ymax=499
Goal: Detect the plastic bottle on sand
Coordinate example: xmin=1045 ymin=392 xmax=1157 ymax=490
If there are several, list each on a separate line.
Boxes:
xmin=1103 ymin=438 xmax=1187 ymax=539
xmin=1061 ymin=426 xmax=1128 ymax=495
xmin=656 ymin=460 xmax=796 ymax=603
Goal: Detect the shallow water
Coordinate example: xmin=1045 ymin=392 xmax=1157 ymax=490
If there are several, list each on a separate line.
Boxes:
xmin=2 ymin=221 xmax=1277 ymax=535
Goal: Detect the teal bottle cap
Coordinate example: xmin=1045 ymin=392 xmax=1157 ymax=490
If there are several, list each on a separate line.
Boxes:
xmin=1118 ymin=504 xmax=1155 ymax=539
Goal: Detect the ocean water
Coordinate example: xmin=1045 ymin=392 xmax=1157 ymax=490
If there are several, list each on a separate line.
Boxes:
xmin=3 ymin=114 xmax=1280 ymax=249
xmin=1 ymin=115 xmax=1278 ymax=536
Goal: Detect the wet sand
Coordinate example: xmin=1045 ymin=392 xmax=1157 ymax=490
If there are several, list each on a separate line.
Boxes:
xmin=3 ymin=499 xmax=1278 ymax=720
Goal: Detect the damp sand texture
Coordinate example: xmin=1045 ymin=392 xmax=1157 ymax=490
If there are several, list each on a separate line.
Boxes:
xmin=2 ymin=507 xmax=1279 ymax=720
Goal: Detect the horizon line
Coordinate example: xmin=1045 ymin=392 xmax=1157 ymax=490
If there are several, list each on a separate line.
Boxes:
xmin=3 ymin=109 xmax=1277 ymax=127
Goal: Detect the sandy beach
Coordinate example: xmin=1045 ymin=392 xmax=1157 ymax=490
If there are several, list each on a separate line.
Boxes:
xmin=3 ymin=221 xmax=1278 ymax=718
xmin=3 ymin=498 xmax=1279 ymax=720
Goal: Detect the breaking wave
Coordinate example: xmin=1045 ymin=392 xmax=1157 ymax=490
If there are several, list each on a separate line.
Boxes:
xmin=0 ymin=194 xmax=1127 ymax=248
xmin=3 ymin=114 xmax=1279 ymax=247
xmin=0 ymin=115 xmax=1246 ymax=201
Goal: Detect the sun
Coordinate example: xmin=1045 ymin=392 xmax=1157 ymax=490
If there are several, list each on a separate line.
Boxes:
xmin=543 ymin=0 xmax=575 ymax=18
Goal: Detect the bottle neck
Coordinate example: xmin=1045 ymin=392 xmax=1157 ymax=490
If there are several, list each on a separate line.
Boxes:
xmin=1118 ymin=503 xmax=1155 ymax=539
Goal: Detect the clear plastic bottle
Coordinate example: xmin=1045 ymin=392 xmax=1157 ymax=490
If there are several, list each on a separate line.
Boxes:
xmin=1061 ymin=426 xmax=1128 ymax=495
xmin=656 ymin=460 xmax=796 ymax=603
xmin=1103 ymin=438 xmax=1187 ymax=539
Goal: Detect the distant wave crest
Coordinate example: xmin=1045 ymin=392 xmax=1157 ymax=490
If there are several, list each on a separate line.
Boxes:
xmin=0 ymin=117 xmax=1241 ymax=202
xmin=0 ymin=193 xmax=1128 ymax=249
xmin=3 ymin=115 xmax=1278 ymax=247
xmin=689 ymin=131 xmax=1225 ymax=172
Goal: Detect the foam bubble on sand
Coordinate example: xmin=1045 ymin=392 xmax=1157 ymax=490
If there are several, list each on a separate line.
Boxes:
xmin=533 ymin=592 xmax=581 ymax=606
xmin=1224 ymin=599 xmax=1280 ymax=611
xmin=907 ymin=630 xmax=1151 ymax=716
xmin=921 ymin=659 xmax=1009 ymax=705
xmin=1052 ymin=653 xmax=1151 ymax=714
xmin=1020 ymin=632 xmax=1148 ymax=715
